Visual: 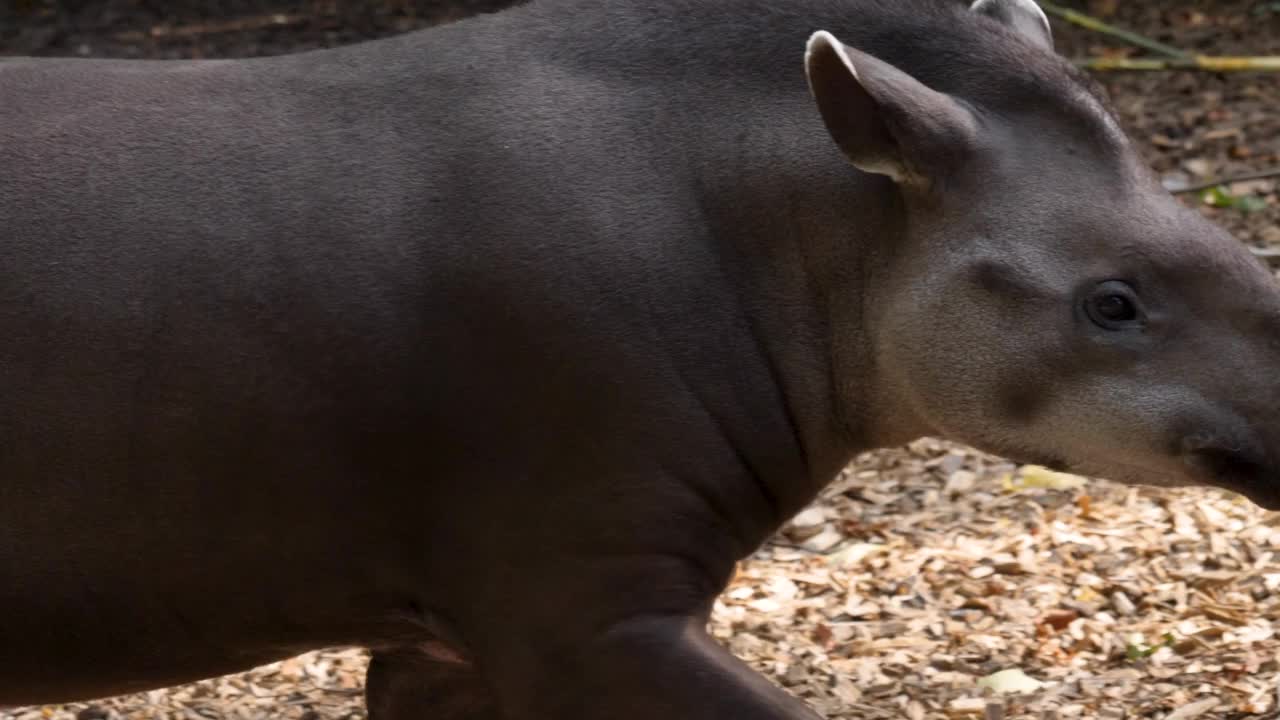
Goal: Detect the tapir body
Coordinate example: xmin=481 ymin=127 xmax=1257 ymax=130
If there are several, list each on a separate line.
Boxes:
xmin=3 ymin=0 xmax=1279 ymax=717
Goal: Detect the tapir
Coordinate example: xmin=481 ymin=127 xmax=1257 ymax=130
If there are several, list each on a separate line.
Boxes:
xmin=1 ymin=0 xmax=1278 ymax=717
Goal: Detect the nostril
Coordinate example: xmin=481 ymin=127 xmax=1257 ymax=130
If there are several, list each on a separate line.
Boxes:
xmin=1187 ymin=445 xmax=1259 ymax=474
xmin=1184 ymin=444 xmax=1268 ymax=482
xmin=1180 ymin=433 xmax=1280 ymax=510
xmin=1181 ymin=434 xmax=1242 ymax=455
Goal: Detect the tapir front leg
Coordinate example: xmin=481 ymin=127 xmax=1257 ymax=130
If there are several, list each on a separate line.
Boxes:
xmin=498 ymin=615 xmax=822 ymax=720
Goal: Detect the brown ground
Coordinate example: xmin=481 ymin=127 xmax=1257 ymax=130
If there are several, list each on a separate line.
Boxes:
xmin=2 ymin=1 xmax=1279 ymax=718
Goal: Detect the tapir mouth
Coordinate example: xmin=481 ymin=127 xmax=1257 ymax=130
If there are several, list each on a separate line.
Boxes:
xmin=1182 ymin=439 xmax=1280 ymax=511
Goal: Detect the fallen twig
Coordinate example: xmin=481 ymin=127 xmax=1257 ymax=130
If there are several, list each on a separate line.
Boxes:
xmin=114 ymin=13 xmax=307 ymax=42
xmin=1077 ymin=56 xmax=1280 ymax=72
xmin=1170 ymin=168 xmax=1280 ymax=195
xmin=1037 ymin=3 xmax=1280 ymax=73
xmin=766 ymin=538 xmax=857 ymax=556
xmin=1037 ymin=2 xmax=1190 ymax=59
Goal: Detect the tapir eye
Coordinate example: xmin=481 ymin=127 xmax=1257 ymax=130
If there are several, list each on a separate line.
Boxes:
xmin=1084 ymin=281 xmax=1143 ymax=330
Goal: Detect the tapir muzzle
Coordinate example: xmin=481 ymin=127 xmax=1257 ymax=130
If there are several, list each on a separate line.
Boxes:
xmin=1182 ymin=434 xmax=1280 ymax=510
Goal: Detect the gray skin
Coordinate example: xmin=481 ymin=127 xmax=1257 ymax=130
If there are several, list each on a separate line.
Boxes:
xmin=1 ymin=0 xmax=1278 ymax=717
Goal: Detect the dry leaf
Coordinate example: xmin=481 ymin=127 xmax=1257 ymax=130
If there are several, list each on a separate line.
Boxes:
xmin=977 ymin=669 xmax=1046 ymax=695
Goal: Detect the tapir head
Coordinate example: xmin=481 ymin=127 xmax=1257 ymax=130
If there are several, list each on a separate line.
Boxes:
xmin=804 ymin=0 xmax=1280 ymax=508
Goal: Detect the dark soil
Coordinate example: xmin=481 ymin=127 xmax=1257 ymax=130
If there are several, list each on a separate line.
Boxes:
xmin=0 ymin=0 xmax=521 ymax=59
xmin=1051 ymin=0 xmax=1280 ymax=248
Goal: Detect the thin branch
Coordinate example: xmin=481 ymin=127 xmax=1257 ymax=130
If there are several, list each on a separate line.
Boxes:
xmin=1076 ymin=56 xmax=1280 ymax=72
xmin=766 ymin=538 xmax=856 ymax=557
xmin=1037 ymin=2 xmax=1190 ymax=59
xmin=1170 ymin=168 xmax=1280 ymax=195
xmin=113 ymin=13 xmax=307 ymax=43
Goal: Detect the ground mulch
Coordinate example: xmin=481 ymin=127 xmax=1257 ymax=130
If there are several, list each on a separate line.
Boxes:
xmin=2 ymin=1 xmax=1278 ymax=718
xmin=1052 ymin=1 xmax=1280 ymax=251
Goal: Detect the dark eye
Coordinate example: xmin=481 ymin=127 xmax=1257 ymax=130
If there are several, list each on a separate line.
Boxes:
xmin=1084 ymin=281 xmax=1143 ymax=330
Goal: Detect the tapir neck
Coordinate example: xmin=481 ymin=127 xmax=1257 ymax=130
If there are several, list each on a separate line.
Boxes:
xmin=423 ymin=0 xmax=951 ymax=509
xmin=677 ymin=86 xmax=911 ymax=495
xmin=492 ymin=0 xmax=983 ymax=472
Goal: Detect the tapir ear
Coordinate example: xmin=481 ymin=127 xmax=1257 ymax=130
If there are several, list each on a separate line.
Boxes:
xmin=971 ymin=0 xmax=1054 ymax=52
xmin=804 ymin=31 xmax=978 ymax=186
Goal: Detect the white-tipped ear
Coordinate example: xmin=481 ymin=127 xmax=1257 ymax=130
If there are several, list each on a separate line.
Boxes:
xmin=971 ymin=0 xmax=1054 ymax=52
xmin=804 ymin=30 xmax=978 ymax=186
xmin=805 ymin=30 xmax=858 ymax=80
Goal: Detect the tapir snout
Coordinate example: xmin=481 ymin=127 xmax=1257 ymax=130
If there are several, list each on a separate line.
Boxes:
xmin=1048 ymin=199 xmax=1280 ymax=511
xmin=1184 ymin=438 xmax=1279 ymax=508
xmin=1159 ymin=216 xmax=1280 ymax=509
